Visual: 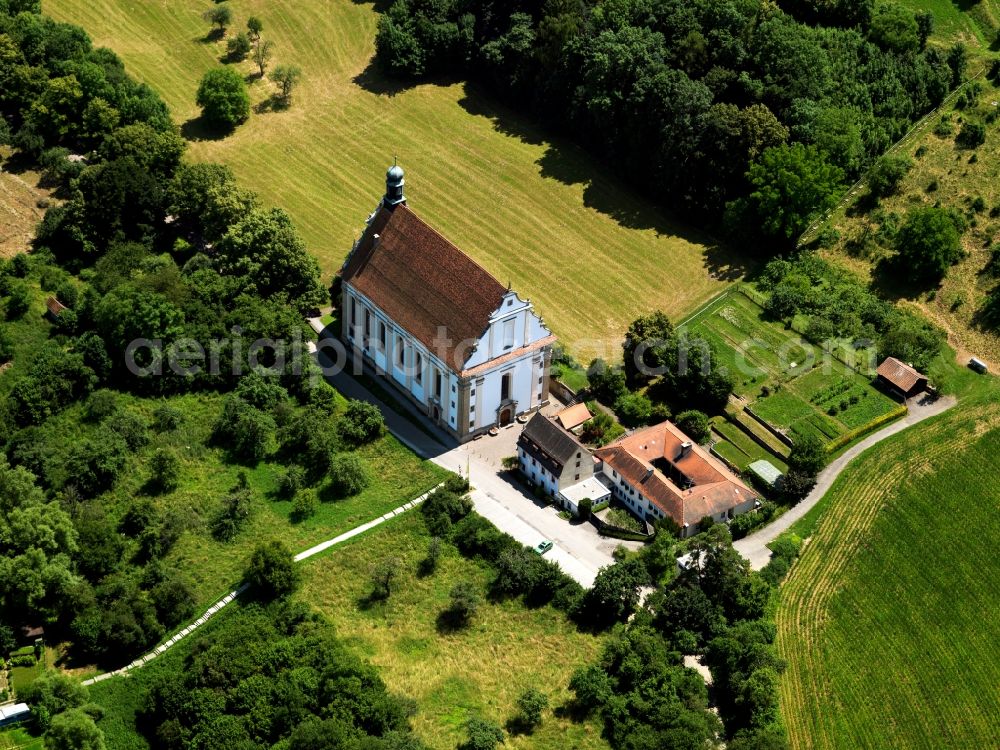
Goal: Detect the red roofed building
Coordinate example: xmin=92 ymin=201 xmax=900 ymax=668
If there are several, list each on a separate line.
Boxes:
xmin=340 ymin=164 xmax=555 ymax=441
xmin=876 ymin=357 xmax=927 ymax=399
xmin=594 ymin=421 xmax=759 ymax=537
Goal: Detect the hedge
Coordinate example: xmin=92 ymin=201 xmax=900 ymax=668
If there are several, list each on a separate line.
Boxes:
xmin=825 ymin=404 xmax=907 ymax=453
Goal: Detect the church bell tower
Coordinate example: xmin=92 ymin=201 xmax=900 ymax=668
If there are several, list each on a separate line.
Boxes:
xmin=383 ymin=160 xmax=406 ymax=208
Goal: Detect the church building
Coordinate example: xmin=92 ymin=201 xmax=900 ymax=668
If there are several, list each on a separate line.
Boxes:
xmin=339 ymin=164 xmax=556 ymax=442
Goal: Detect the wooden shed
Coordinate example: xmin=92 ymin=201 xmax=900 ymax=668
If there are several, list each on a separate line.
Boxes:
xmin=876 ymin=357 xmax=927 ymax=399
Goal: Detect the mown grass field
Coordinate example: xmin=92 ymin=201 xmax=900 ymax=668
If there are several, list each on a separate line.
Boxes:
xmin=299 ymin=511 xmax=609 ymax=750
xmin=0 ymin=152 xmax=48 ymax=259
xmin=900 ymin=0 xmax=1000 ymax=44
xmin=43 ymin=0 xmax=741 ymax=362
xmin=777 ymin=370 xmax=1000 ymax=750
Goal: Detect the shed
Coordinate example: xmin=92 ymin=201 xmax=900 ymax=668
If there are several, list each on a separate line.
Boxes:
xmin=876 ymin=357 xmax=927 ymax=399
xmin=555 ymin=402 xmax=592 ymax=432
xmin=45 ymin=297 xmax=67 ymax=320
xmin=0 ymin=703 xmax=30 ymax=726
xmin=748 ymin=460 xmax=784 ymax=490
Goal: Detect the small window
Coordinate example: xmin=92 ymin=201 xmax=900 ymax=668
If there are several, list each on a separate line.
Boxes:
xmin=470 ymin=405 xmax=475 ymax=414
xmin=396 ymin=338 xmax=405 ymax=367
xmin=379 ymin=321 xmax=386 ymax=350
xmin=503 ymin=319 xmax=515 ymax=349
xmin=451 ymin=401 xmax=455 ymax=409
xmin=575 ymin=474 xmax=580 ymax=481
xmin=576 ymin=460 xmax=581 ymax=468
xmin=470 ymin=420 xmax=475 ymax=428
xmin=365 ymin=309 xmax=372 ymax=337
xmin=471 ymin=389 xmax=476 ymax=396
xmin=538 ymin=375 xmax=543 ymax=384
xmin=501 ymin=372 xmax=512 ymax=401
xmin=415 ymin=353 xmax=423 ymax=384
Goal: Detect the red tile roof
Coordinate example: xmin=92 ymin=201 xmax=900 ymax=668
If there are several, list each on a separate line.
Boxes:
xmin=45 ymin=297 xmax=66 ymax=317
xmin=595 ymin=421 xmax=757 ymax=528
xmin=341 ymin=204 xmax=508 ymax=371
xmin=876 ymin=357 xmax=926 ymax=394
xmin=555 ymin=403 xmax=592 ymax=431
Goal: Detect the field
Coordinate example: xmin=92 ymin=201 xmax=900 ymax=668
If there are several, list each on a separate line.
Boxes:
xmin=710 ymin=417 xmax=788 ymax=473
xmin=777 ymin=371 xmax=1000 ymax=750
xmin=0 ymin=153 xmax=48 ymax=260
xmin=43 ymin=0 xmax=742 ymax=362
xmin=898 ymin=0 xmax=1000 ymax=44
xmin=87 ymin=510 xmax=609 ymax=750
xmin=682 ymin=290 xmax=900 ymax=449
xmin=300 ymin=511 xmax=608 ymax=750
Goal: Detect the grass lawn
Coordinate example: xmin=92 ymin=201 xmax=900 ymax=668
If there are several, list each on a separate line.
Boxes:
xmin=777 ymin=366 xmax=1000 ymax=750
xmin=898 ymin=0 xmax=1000 ymax=44
xmin=44 ymin=0 xmax=743 ymax=363
xmin=299 ymin=511 xmax=609 ymax=750
xmin=0 ymin=726 xmax=43 ymax=750
xmin=711 ymin=418 xmax=788 ymax=473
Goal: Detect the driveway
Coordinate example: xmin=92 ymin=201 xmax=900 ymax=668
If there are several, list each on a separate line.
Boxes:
xmin=733 ymin=393 xmax=957 ymax=569
xmin=308 ymin=322 xmax=627 ymax=587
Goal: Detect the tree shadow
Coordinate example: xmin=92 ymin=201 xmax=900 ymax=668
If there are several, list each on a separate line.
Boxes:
xmin=350 ymin=0 xmax=396 ymax=13
xmin=870 ymin=252 xmax=938 ymax=302
xmin=198 ymin=28 xmax=225 ymax=44
xmin=180 ymin=116 xmax=233 ymax=142
xmin=356 ymin=589 xmax=388 ymax=611
xmin=553 ymin=699 xmax=592 ymax=723
xmin=352 ymin=58 xmax=418 ymax=98
xmin=504 ymin=717 xmax=535 ymax=736
xmin=434 ymin=608 xmax=470 ymax=634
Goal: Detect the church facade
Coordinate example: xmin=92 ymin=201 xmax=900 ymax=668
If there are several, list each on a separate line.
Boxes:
xmin=339 ymin=164 xmax=556 ymax=442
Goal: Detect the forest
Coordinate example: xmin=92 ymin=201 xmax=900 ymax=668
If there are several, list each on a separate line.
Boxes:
xmin=375 ymin=0 xmax=965 ymax=247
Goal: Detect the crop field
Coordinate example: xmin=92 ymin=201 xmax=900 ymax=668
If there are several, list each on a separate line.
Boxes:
xmin=44 ymin=0 xmax=742 ymax=362
xmin=683 ymin=291 xmax=900 ymax=446
xmin=299 ymin=511 xmax=609 ymax=750
xmin=710 ymin=417 xmax=788 ymax=473
xmin=778 ymin=389 xmax=1000 ymax=750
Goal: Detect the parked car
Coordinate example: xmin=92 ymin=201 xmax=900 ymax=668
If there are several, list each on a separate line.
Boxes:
xmin=534 ymin=540 xmax=554 ymax=555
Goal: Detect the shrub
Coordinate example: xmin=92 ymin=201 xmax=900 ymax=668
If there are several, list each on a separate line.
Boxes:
xmin=278 ymin=465 xmax=306 ymax=499
xmin=0 ymin=324 xmax=11 ymax=364
xmin=149 ymin=448 xmax=181 ymax=493
xmin=246 ymin=540 xmax=300 ymax=599
xmin=867 ymin=154 xmax=911 ymax=197
xmin=226 ymin=31 xmax=252 ymax=61
xmin=83 ymin=389 xmax=119 ymax=421
xmin=459 ymin=717 xmax=504 ymax=750
xmin=153 ymin=403 xmax=183 ymax=431
xmin=513 ymin=688 xmax=548 ymax=732
xmin=420 ymin=486 xmax=472 ymax=535
xmin=614 ymin=391 xmax=653 ymax=427
xmin=957 ymin=120 xmax=986 ymax=148
xmin=291 ymin=492 xmax=318 ymax=521
xmin=443 ymin=581 xmax=480 ymax=628
xmin=327 ymin=453 xmax=369 ymax=498
xmin=337 ymin=399 xmax=385 ymax=446
xmin=106 ymin=409 xmax=149 ymax=451
xmin=213 ymin=473 xmax=254 ymax=541
xmin=5 ymin=280 xmax=31 ymax=319
xmin=577 ymin=497 xmax=593 ymax=521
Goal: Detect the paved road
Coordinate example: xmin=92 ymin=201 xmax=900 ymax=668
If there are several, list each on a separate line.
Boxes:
xmin=733 ymin=394 xmax=957 ymax=570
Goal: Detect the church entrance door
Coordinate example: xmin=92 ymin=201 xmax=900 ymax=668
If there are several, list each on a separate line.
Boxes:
xmin=498 ymin=407 xmax=513 ymax=426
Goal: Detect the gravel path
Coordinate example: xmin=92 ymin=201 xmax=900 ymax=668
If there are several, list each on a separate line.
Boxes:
xmin=733 ymin=394 xmax=957 ymax=570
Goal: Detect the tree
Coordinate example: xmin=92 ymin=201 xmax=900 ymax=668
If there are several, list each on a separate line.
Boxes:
xmin=291 ymin=492 xmax=317 ymax=521
xmin=271 ymin=65 xmax=302 ymax=106
xmin=675 ymin=409 xmax=711 ymax=444
xmin=867 ymin=154 xmax=911 ymax=198
xmin=5 ymin=279 xmax=31 ymax=319
xmin=739 ymin=143 xmax=844 ymax=246
xmin=869 ymin=4 xmax=919 ymax=54
xmin=327 ymin=453 xmax=369 ymax=498
xmin=338 ymin=399 xmax=385 ymax=445
xmin=253 ymin=38 xmax=274 ymax=78
xmin=202 ymin=3 xmax=232 ymax=33
xmin=246 ymin=540 xmax=300 ymax=598
xmin=568 ymin=665 xmax=612 ymax=713
xmin=226 ymin=31 xmax=251 ymax=62
xmin=212 ymin=472 xmax=254 ymax=541
xmin=586 ymin=359 xmax=626 ymax=404
xmin=369 ymin=557 xmax=401 ymax=600
xmin=444 ymin=581 xmax=480 ymax=628
xmin=44 ymin=708 xmax=106 ymax=750
xmin=916 ymin=11 xmax=934 ymax=49
xmin=20 ymin=672 xmax=86 ymax=726
xmin=513 ymin=688 xmax=548 ymax=732
xmin=196 ymin=67 xmax=250 ymax=130
xmin=787 ymin=432 xmax=826 ymax=478
xmin=957 ymin=120 xmax=986 ymax=149
xmin=459 ymin=717 xmax=504 ymax=750
xmin=577 ymin=497 xmax=593 ymax=521
xmin=246 ymin=16 xmax=263 ymax=43
xmin=895 ymin=207 xmax=962 ymax=285
xmin=613 ymin=391 xmax=652 ymax=427
xmin=149 ymin=448 xmax=181 ymax=493
xmin=420 ymin=536 xmax=442 ymax=575
xmin=622 ymin=311 xmax=673 ymax=385
xmin=580 ymin=558 xmax=650 ymax=627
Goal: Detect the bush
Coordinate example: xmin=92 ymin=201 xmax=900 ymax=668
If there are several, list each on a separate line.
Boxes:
xmin=957 ymin=120 xmax=986 ymax=149
xmin=420 ymin=486 xmax=472 ymax=536
xmin=83 ymin=389 xmax=119 ymax=422
xmin=614 ymin=391 xmax=653 ymax=427
xmin=513 ymin=688 xmax=548 ymax=732
xmin=577 ymin=497 xmax=593 ymax=521
xmin=5 ymin=280 xmax=31 ymax=319
xmin=226 ymin=31 xmax=252 ymax=61
xmin=337 ymin=399 xmax=385 ymax=446
xmin=443 ymin=581 xmax=480 ymax=628
xmin=212 ymin=473 xmax=254 ymax=541
xmin=246 ymin=540 xmax=300 ymax=599
xmin=153 ymin=403 xmax=182 ymax=431
xmin=866 ymin=154 xmax=911 ymax=197
xmin=326 ymin=453 xmax=369 ymax=498
xmin=106 ymin=409 xmax=149 ymax=451
xmin=196 ymin=67 xmax=250 ymax=130
xmin=149 ymin=448 xmax=181 ymax=493
xmin=459 ymin=717 xmax=504 ymax=750
xmin=291 ymin=491 xmax=318 ymax=521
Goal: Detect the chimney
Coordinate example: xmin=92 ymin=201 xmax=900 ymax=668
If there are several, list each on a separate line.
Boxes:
xmin=644 ymin=467 xmax=654 ymax=480
xmin=679 ymin=441 xmax=693 ymax=458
